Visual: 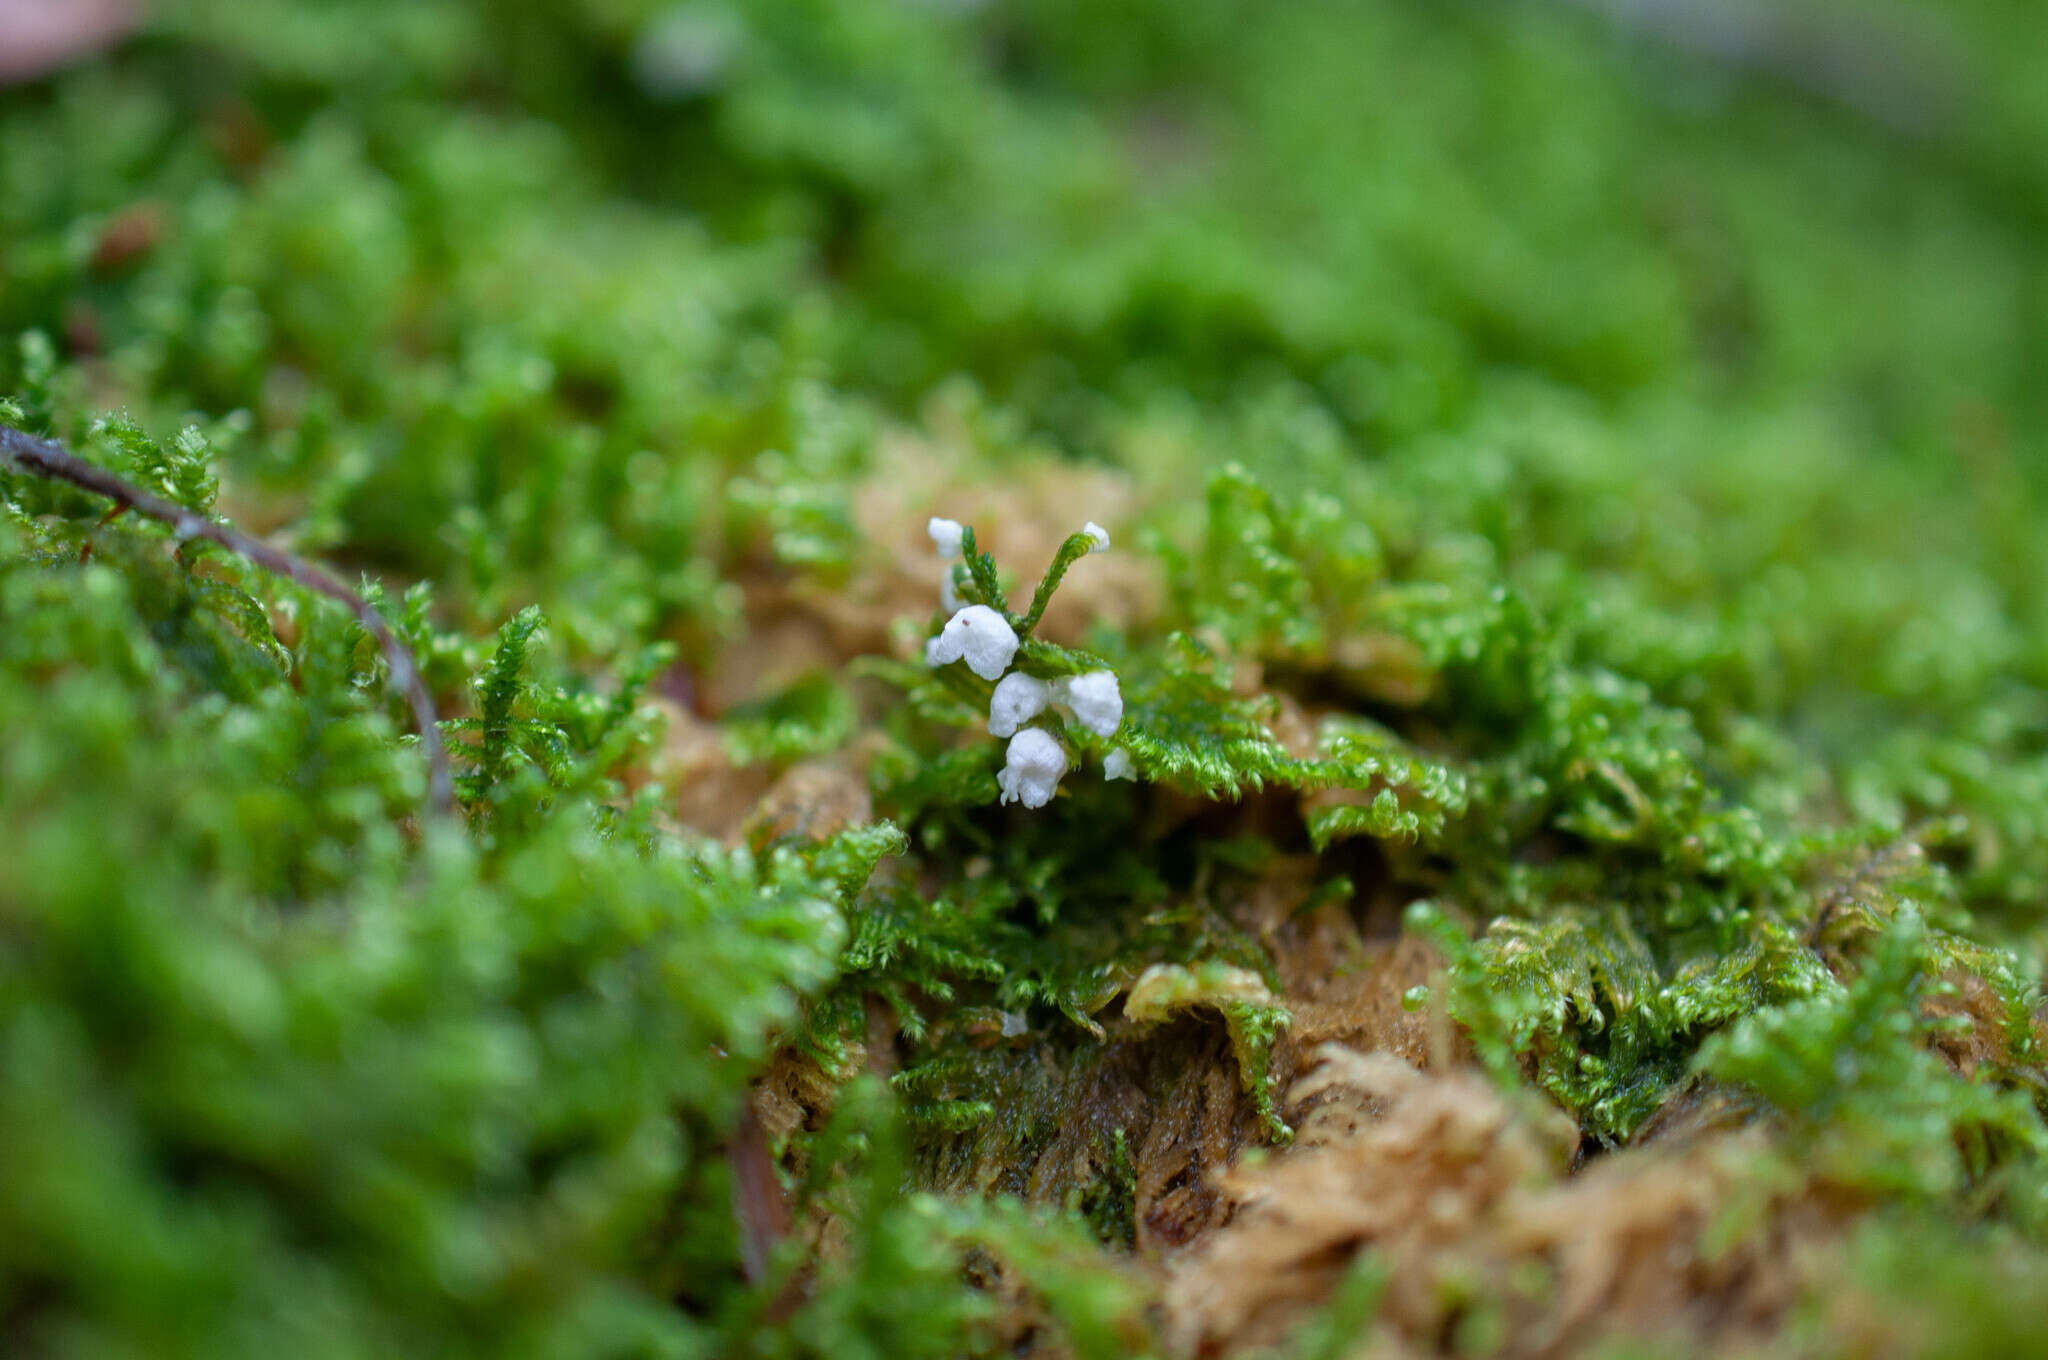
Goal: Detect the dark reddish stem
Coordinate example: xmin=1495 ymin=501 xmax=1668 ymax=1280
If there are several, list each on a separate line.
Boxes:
xmin=1 ymin=422 xmax=455 ymax=815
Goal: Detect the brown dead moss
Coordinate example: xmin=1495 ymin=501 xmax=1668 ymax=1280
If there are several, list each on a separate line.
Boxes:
xmin=702 ymin=429 xmax=1163 ymax=717
xmin=745 ymin=757 xmax=876 ymax=847
xmin=634 ymin=696 xmax=879 ymax=845
xmin=638 ymin=697 xmax=772 ymax=840
xmin=1164 ymin=1049 xmax=1571 ymax=1356
xmin=698 ymin=605 xmax=857 ymax=719
xmin=853 ymin=430 xmax=1161 ymax=646
xmin=1164 ymin=1046 xmax=1852 ymax=1359
xmin=1237 ymin=853 xmax=1460 ymax=1073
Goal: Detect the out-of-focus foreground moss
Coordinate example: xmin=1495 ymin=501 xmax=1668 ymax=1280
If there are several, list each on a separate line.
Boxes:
xmin=4 ymin=2 xmax=2048 ymax=1356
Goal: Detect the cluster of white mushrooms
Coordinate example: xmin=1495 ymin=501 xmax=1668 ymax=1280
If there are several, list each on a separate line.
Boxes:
xmin=923 ymin=518 xmax=1135 ymax=808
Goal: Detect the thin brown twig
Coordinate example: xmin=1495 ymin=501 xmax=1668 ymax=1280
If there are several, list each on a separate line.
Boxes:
xmin=727 ymin=1093 xmax=791 ymax=1288
xmin=1 ymin=422 xmax=455 ymax=815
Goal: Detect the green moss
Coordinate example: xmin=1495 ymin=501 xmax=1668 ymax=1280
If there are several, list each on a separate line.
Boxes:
xmin=0 ymin=525 xmax=863 ymax=1356
xmin=6 ymin=0 xmax=2048 ymax=1352
xmin=1701 ymin=913 xmax=2048 ymax=1201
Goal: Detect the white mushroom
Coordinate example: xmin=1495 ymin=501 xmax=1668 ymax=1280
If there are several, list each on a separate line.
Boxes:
xmin=997 ymin=728 xmax=1067 ymax=809
xmin=924 ymin=605 xmax=1019 ymax=681
xmin=1052 ymin=669 xmax=1123 ymax=738
xmin=987 ymin=672 xmax=1051 ymax=738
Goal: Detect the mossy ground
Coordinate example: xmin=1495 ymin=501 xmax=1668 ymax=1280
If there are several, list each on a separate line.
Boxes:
xmin=4 ymin=3 xmax=2048 ymax=1356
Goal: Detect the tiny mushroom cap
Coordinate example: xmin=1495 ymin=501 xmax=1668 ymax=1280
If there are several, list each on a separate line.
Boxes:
xmin=1103 ymin=747 xmax=1136 ymax=781
xmin=928 ymin=517 xmax=965 ymax=560
xmin=997 ymin=727 xmax=1067 ymax=809
xmin=988 ymin=671 xmax=1051 ymax=738
xmin=925 ymin=605 xmax=1020 ymax=681
xmin=1081 ymin=521 xmax=1110 ymax=552
xmin=1053 ymin=669 xmax=1123 ymax=738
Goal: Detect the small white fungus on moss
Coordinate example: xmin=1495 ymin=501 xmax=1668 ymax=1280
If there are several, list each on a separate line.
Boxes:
xmin=925 ymin=605 xmax=1019 ymax=681
xmin=922 ymin=514 xmax=1133 ymax=811
xmin=988 ymin=672 xmax=1051 ymax=738
xmin=1052 ymin=670 xmax=1123 ymax=738
xmin=997 ymin=727 xmax=1067 ymax=808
